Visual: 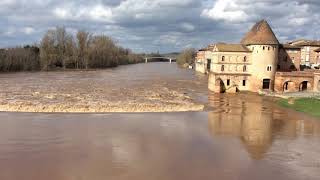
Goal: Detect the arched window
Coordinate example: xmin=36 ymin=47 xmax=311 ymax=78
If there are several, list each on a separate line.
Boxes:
xmin=267 ymin=65 xmax=272 ymax=71
xmin=243 ymin=65 xmax=247 ymax=72
xmin=222 ymin=56 xmax=225 ymax=61
xmin=244 ymin=56 xmax=247 ymax=62
xmin=221 ymin=65 xmax=225 ymax=72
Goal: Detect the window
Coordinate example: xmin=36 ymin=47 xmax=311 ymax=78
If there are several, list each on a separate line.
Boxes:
xmin=268 ymin=47 xmax=270 ymax=51
xmin=284 ymin=82 xmax=289 ymax=91
xmin=222 ymin=56 xmax=225 ymax=61
xmin=243 ymin=80 xmax=246 ymax=86
xmin=263 ymin=46 xmax=265 ymax=50
xmin=263 ymin=79 xmax=271 ymax=90
xmin=267 ymin=65 xmax=272 ymax=71
xmin=243 ymin=65 xmax=247 ymax=72
xmin=227 ymin=79 xmax=230 ymax=86
xmin=277 ymin=64 xmax=280 ymax=70
xmin=284 ymin=56 xmax=288 ymax=62
xmin=244 ymin=56 xmax=247 ymax=62
xmin=221 ymin=65 xmax=225 ymax=71
xmin=207 ymin=59 xmax=211 ymax=70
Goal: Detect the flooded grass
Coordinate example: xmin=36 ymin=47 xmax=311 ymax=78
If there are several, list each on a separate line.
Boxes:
xmin=278 ymin=98 xmax=320 ymax=118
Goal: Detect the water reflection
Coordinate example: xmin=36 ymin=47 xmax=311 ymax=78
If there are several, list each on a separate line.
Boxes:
xmin=208 ymin=93 xmax=320 ymax=160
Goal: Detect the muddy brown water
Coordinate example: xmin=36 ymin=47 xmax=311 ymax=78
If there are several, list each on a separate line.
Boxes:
xmin=0 ymin=63 xmax=320 ymax=180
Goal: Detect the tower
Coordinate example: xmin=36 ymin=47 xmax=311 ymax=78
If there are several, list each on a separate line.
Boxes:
xmin=241 ymin=20 xmax=280 ymax=92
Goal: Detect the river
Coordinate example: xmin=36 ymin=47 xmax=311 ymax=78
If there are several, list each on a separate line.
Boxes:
xmin=0 ymin=63 xmax=319 ymax=180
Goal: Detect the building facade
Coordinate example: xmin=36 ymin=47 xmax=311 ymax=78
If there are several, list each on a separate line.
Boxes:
xmin=197 ymin=20 xmax=320 ymax=93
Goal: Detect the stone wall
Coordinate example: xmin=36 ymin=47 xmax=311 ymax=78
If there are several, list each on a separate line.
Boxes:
xmin=314 ymin=72 xmax=320 ymax=92
xmin=274 ymin=71 xmax=315 ymax=93
xmin=208 ymin=73 xmax=251 ymax=93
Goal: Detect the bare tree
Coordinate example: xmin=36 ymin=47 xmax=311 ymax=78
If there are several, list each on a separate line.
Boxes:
xmin=40 ymin=30 xmax=56 ymax=71
xmin=56 ymin=27 xmax=67 ymax=69
xmin=76 ymin=30 xmax=90 ymax=69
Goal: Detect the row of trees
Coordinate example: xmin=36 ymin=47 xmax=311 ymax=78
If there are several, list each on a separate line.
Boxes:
xmin=0 ymin=46 xmax=40 ymax=71
xmin=0 ymin=27 xmax=143 ymax=72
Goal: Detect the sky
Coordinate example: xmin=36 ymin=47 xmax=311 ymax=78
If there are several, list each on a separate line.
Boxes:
xmin=0 ymin=0 xmax=320 ymax=53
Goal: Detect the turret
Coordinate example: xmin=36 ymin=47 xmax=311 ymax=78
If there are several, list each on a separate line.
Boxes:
xmin=241 ymin=20 xmax=280 ymax=92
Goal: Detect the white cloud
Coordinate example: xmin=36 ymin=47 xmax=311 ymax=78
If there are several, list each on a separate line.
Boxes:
xmin=180 ymin=23 xmax=195 ymax=32
xmin=22 ymin=27 xmax=35 ymax=35
xmin=53 ymin=4 xmax=113 ymax=22
xmin=201 ymin=0 xmax=249 ymax=22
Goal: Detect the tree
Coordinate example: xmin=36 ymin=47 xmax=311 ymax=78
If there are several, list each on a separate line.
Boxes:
xmin=76 ymin=30 xmax=91 ymax=69
xmin=177 ymin=48 xmax=196 ymax=66
xmin=55 ymin=26 xmax=67 ymax=69
xmin=40 ymin=30 xmax=56 ymax=71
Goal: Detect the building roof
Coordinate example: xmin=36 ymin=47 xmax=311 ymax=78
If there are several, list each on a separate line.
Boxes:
xmin=289 ymin=39 xmax=320 ymax=47
xmin=280 ymin=44 xmax=301 ymax=49
xmin=241 ymin=20 xmax=279 ymax=45
xmin=215 ymin=43 xmax=251 ymax=52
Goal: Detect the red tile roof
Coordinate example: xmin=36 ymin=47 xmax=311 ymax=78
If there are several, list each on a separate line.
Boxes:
xmin=241 ymin=20 xmax=279 ymax=45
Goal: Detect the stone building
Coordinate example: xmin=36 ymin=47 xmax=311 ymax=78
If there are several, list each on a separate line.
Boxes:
xmin=196 ymin=20 xmax=320 ymax=93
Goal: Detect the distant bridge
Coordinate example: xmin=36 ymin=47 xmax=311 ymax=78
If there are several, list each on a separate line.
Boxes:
xmin=144 ymin=57 xmax=177 ymax=63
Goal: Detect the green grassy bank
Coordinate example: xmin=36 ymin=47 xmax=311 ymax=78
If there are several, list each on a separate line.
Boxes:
xmin=278 ymin=98 xmax=320 ymax=118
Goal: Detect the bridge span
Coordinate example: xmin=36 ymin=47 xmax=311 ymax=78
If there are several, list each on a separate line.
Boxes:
xmin=144 ymin=57 xmax=177 ymax=63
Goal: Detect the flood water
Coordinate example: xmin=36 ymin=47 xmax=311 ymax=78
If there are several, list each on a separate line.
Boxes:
xmin=0 ymin=63 xmax=320 ymax=180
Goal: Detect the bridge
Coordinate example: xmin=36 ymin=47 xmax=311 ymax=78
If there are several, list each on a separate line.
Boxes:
xmin=144 ymin=57 xmax=177 ymax=63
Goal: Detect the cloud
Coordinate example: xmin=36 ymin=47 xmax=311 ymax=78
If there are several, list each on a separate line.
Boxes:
xmin=202 ymin=0 xmax=249 ymax=22
xmin=22 ymin=27 xmax=35 ymax=35
xmin=0 ymin=0 xmax=319 ymax=52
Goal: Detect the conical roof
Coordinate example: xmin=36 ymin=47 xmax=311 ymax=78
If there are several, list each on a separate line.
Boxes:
xmin=241 ymin=20 xmax=279 ymax=45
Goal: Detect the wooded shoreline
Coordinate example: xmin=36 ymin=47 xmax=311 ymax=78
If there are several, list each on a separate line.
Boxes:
xmin=0 ymin=27 xmax=143 ymax=72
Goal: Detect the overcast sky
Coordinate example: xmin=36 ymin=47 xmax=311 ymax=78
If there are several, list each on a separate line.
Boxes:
xmin=0 ymin=0 xmax=319 ymax=53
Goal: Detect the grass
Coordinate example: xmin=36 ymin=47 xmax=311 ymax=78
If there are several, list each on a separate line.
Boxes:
xmin=278 ymin=98 xmax=320 ymax=118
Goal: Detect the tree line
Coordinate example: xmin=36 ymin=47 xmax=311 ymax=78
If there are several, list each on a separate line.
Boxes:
xmin=0 ymin=27 xmax=143 ymax=72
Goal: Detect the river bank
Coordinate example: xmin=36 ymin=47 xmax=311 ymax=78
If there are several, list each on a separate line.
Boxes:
xmin=278 ymin=98 xmax=320 ymax=118
xmin=258 ymin=91 xmax=320 ymax=118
